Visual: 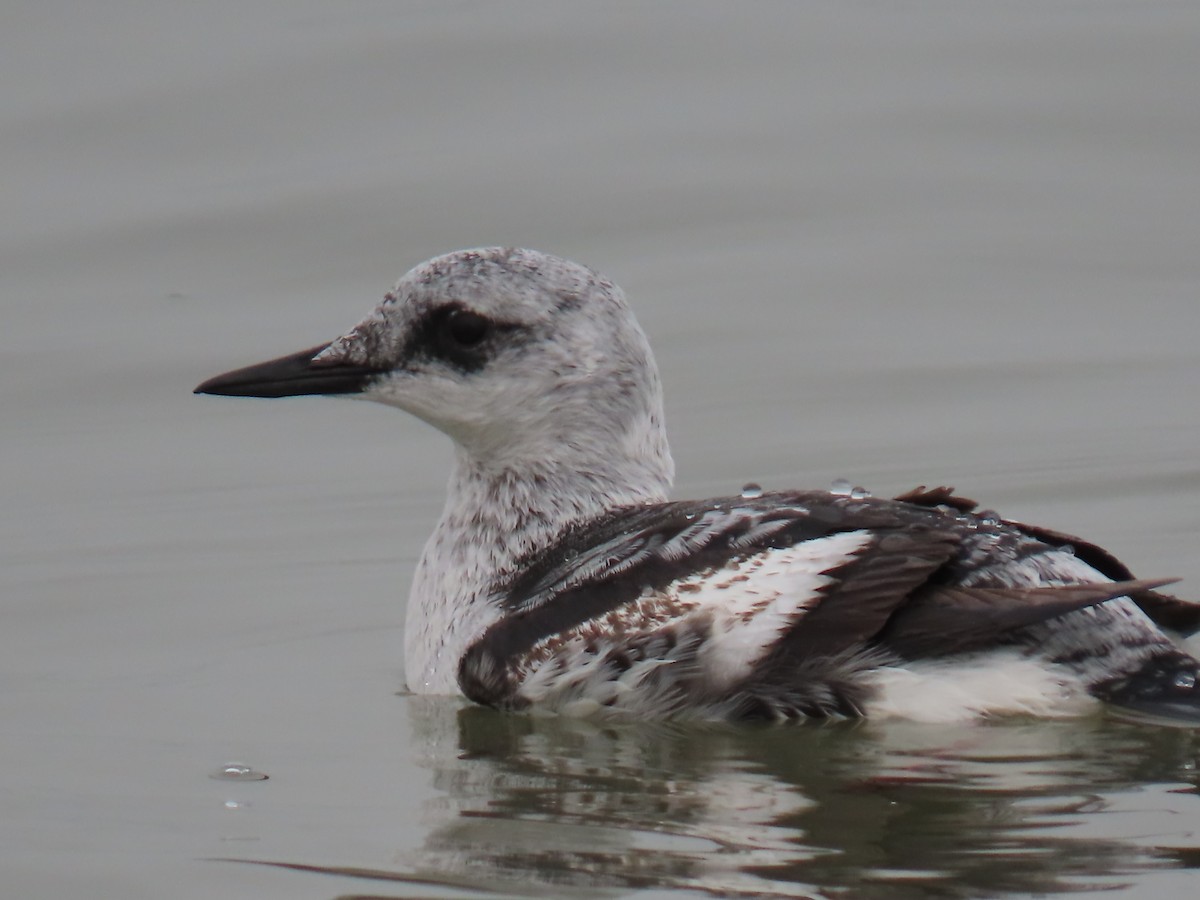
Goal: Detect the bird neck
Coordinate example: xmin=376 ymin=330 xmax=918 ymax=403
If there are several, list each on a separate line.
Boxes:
xmin=404 ymin=442 xmax=673 ymax=694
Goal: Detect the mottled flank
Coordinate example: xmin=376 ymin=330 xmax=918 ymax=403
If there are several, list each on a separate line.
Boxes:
xmin=196 ymin=248 xmax=1200 ymax=724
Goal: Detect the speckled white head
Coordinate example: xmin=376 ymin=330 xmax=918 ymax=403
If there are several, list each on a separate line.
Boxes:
xmin=312 ymin=247 xmax=674 ymax=480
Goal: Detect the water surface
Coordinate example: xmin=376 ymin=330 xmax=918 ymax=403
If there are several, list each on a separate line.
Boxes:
xmin=4 ymin=2 xmax=1200 ymax=897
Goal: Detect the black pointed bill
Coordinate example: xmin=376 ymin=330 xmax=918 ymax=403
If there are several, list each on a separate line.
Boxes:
xmin=194 ymin=344 xmax=382 ymax=398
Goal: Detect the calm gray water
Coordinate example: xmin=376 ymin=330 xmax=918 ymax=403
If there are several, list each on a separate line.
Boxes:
xmin=4 ymin=2 xmax=1200 ymax=897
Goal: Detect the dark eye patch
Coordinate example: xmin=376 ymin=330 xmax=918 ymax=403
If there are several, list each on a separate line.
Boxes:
xmin=419 ymin=304 xmax=516 ymax=373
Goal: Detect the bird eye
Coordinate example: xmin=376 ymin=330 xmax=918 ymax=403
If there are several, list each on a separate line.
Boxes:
xmin=444 ymin=308 xmax=490 ymax=347
xmin=423 ymin=305 xmax=507 ymax=372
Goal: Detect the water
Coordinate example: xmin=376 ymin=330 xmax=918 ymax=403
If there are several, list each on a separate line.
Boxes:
xmin=4 ymin=1 xmax=1200 ymax=897
xmin=401 ymin=705 xmax=1200 ymax=898
xmin=210 ymin=764 xmax=270 ymax=783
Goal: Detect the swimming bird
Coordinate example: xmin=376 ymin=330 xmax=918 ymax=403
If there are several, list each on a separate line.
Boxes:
xmin=195 ymin=247 xmax=1200 ymax=723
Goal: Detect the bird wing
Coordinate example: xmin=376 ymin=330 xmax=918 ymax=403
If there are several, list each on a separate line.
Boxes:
xmin=896 ymin=484 xmax=1200 ymax=636
xmin=458 ymin=491 xmax=1177 ymax=718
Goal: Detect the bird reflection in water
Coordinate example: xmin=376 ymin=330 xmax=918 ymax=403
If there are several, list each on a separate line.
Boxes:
xmin=394 ymin=698 xmax=1200 ymax=898
xmin=233 ymin=699 xmax=1200 ymax=898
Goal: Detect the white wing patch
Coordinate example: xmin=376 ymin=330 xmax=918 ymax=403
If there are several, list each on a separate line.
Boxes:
xmin=689 ymin=530 xmax=875 ymax=688
xmin=513 ymin=529 xmax=875 ymax=712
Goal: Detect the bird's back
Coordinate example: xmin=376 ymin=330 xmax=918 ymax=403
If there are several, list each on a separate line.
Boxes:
xmin=459 ymin=488 xmax=1200 ymax=723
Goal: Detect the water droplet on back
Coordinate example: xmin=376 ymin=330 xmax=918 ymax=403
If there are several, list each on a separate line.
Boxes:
xmin=1174 ymin=671 xmax=1196 ymax=691
xmin=740 ymin=482 xmax=763 ymax=499
xmin=830 ymin=478 xmax=852 ymax=496
xmin=850 ymin=485 xmax=871 ymax=500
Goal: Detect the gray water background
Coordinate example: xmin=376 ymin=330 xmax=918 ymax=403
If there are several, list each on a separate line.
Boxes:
xmin=4 ymin=2 xmax=1200 ymax=897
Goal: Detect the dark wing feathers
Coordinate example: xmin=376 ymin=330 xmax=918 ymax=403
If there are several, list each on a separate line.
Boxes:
xmin=881 ymin=577 xmax=1181 ymax=658
xmin=501 ymin=495 xmax=848 ymax=616
xmin=472 ymin=495 xmax=851 ymax=669
xmin=465 ymin=492 xmax=896 ymax=707
xmin=897 ymin=484 xmax=1200 ymax=636
xmin=761 ymin=526 xmax=961 ymax=665
xmin=461 ymin=489 xmax=1192 ymax=712
xmin=893 ymin=484 xmax=979 ymax=512
xmin=1125 ymin=589 xmax=1200 ymax=637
